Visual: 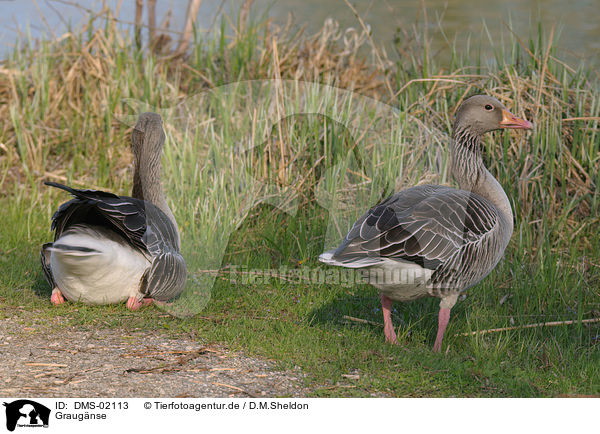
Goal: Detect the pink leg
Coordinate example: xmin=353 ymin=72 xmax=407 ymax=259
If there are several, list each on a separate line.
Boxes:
xmin=126 ymin=296 xmax=154 ymax=311
xmin=433 ymin=307 xmax=451 ymax=352
xmin=50 ymin=288 xmax=65 ymax=305
xmin=381 ymin=294 xmax=398 ymax=344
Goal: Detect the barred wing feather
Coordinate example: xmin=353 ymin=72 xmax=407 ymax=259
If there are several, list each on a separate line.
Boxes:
xmin=332 ymin=185 xmax=499 ymax=278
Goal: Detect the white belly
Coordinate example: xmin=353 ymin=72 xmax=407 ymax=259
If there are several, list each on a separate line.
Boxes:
xmin=364 ymin=259 xmax=434 ymax=302
xmin=49 ymin=229 xmax=151 ymax=305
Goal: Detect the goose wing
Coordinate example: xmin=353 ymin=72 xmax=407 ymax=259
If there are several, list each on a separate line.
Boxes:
xmin=331 ymin=185 xmax=499 ymax=272
xmin=40 ymin=242 xmax=56 ymax=288
xmin=46 ymin=182 xmax=179 ymax=253
xmin=139 ymin=247 xmax=188 ymax=301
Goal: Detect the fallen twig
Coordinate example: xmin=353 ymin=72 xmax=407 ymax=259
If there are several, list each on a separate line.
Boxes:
xmin=343 ymin=314 xmax=600 ymax=337
xmin=211 ymin=382 xmax=257 ymax=397
xmin=342 ymin=315 xmax=383 ymax=327
xmin=33 ymin=371 xmax=62 ymax=379
xmin=124 ymin=348 xmax=211 ymax=374
xmin=25 ymin=362 xmax=67 ymax=368
xmin=318 ymin=385 xmax=357 ymax=390
xmin=455 ymin=318 xmax=600 ymax=337
xmin=121 ymin=348 xmax=218 ymax=358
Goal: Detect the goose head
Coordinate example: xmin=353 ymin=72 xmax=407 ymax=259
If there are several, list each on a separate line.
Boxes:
xmin=453 ymin=95 xmax=533 ymax=137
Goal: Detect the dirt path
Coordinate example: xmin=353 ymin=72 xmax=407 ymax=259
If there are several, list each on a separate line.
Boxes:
xmin=0 ymin=312 xmax=308 ymax=397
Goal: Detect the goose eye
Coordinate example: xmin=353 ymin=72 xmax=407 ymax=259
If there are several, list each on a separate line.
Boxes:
xmin=484 ymin=104 xmax=494 ymax=111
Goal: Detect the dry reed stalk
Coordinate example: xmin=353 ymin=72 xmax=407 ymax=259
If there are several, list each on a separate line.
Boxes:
xmin=271 ymin=39 xmax=287 ymax=185
xmin=534 ymin=25 xmax=555 ymax=118
xmin=52 ymin=0 xmax=184 ymax=35
xmin=342 ymin=0 xmax=394 ymax=98
xmin=239 ymin=0 xmax=254 ymax=36
xmin=563 ymin=117 xmax=600 ymax=122
xmin=176 ymin=0 xmax=203 ymax=55
xmin=135 ymin=0 xmax=143 ymax=49
xmin=148 ymin=0 xmax=157 ymax=46
xmin=0 ymin=3 xmax=597 ymax=250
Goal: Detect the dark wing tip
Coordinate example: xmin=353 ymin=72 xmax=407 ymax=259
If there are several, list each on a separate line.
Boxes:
xmin=44 ymin=181 xmax=74 ymax=193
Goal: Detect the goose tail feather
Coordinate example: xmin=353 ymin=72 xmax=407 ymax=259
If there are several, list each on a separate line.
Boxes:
xmin=319 ymin=250 xmax=384 ymax=268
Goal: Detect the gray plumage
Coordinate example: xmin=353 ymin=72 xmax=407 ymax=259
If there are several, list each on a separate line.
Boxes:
xmin=40 ymin=113 xmax=186 ymax=307
xmin=327 ymin=184 xmax=508 ymax=294
xmin=319 ymin=95 xmax=533 ymax=351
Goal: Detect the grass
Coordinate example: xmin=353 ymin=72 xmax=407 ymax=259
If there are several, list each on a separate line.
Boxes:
xmin=0 ymin=5 xmax=599 ymax=396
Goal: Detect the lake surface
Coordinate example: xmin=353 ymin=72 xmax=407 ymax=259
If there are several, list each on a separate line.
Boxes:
xmin=1 ymin=0 xmax=598 ymax=69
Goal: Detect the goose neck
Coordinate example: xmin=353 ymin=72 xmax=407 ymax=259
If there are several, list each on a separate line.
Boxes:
xmin=450 ymin=128 xmax=514 ymax=233
xmin=132 ymin=154 xmax=164 ymax=207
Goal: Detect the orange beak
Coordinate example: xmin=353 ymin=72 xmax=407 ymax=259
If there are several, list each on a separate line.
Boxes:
xmin=500 ymin=109 xmax=533 ymax=130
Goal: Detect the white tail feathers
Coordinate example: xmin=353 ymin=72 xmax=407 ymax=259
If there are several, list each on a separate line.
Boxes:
xmin=319 ymin=250 xmax=388 ymax=268
xmin=318 ymin=250 xmax=336 ymax=264
xmin=47 ymin=245 xmax=101 ymax=257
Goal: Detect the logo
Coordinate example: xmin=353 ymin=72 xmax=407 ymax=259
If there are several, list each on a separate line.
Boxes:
xmin=3 ymin=400 xmax=50 ymax=432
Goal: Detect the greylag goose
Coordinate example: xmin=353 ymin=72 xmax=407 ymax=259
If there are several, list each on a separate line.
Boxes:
xmin=319 ymin=95 xmax=532 ymax=352
xmin=40 ymin=113 xmax=187 ymax=310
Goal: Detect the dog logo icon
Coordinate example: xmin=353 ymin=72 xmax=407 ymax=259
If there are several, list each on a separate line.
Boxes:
xmin=3 ymin=400 xmax=50 ymax=431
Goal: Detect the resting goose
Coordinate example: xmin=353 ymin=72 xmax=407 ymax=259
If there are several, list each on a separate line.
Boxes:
xmin=319 ymin=95 xmax=532 ymax=352
xmin=40 ymin=113 xmax=187 ymax=310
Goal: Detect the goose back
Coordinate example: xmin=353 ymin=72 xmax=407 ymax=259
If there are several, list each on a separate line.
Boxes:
xmin=47 ymin=182 xmax=180 ymax=254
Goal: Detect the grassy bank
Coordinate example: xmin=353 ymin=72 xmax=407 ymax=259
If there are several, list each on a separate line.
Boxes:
xmin=0 ymin=6 xmax=598 ymax=396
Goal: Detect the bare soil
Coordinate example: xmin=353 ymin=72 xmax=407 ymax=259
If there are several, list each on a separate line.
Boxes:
xmin=0 ymin=311 xmax=308 ymax=398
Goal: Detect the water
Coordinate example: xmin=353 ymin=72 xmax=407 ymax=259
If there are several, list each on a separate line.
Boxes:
xmin=1 ymin=0 xmax=598 ymax=69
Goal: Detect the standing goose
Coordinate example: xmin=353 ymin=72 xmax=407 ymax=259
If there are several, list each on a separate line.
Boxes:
xmin=319 ymin=95 xmax=532 ymax=352
xmin=40 ymin=113 xmax=187 ymax=310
